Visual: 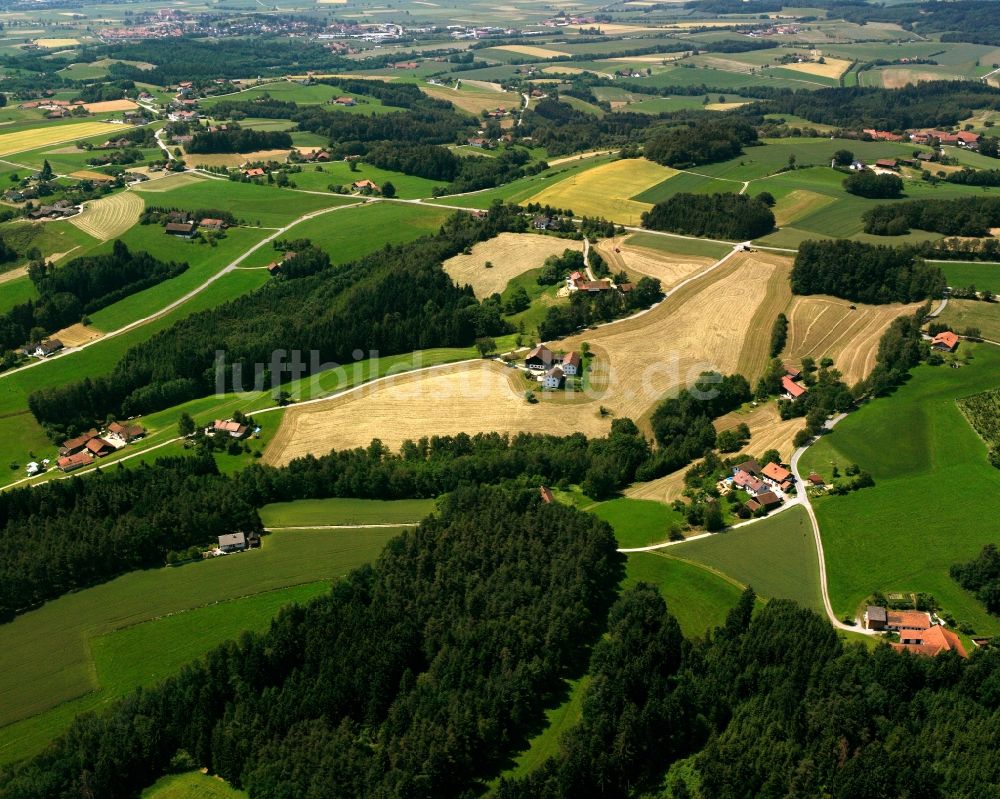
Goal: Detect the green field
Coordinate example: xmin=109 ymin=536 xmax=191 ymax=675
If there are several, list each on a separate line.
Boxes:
xmin=937 ymin=263 xmax=1000 ymax=294
xmin=287 ymin=159 xmax=444 ymax=198
xmin=800 ymin=343 xmax=1000 ymax=633
xmin=624 ymin=231 xmax=732 ymax=260
xmin=670 ymin=506 xmax=824 ymax=614
xmin=260 ymin=497 xmax=437 ymax=527
xmin=0 ymin=275 xmax=37 ymax=314
xmin=936 ymin=300 xmax=1000 ymax=342
xmin=134 ymin=176 xmax=356 ymax=227
xmin=141 ymin=772 xmax=247 ymax=799
xmin=0 ymin=527 xmax=401 ymax=765
xmin=590 ymin=497 xmax=687 ymax=548
xmin=201 ymin=80 xmax=400 ymax=113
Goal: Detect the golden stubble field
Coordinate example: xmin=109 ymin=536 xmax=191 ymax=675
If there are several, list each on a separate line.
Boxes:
xmin=783 ymin=295 xmax=916 ymax=386
xmin=265 ymin=249 xmax=794 ymax=464
xmin=443 ymin=233 xmax=583 ymax=298
xmin=595 ymin=238 xmax=714 ymax=292
xmin=69 ymin=191 xmax=144 ymax=241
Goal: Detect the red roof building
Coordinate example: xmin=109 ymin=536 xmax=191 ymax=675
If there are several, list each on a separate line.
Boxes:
xmin=781 ymin=375 xmax=807 ymax=399
xmin=893 ymin=625 xmax=967 ymax=658
xmin=539 ymin=486 xmax=554 ymax=504
xmin=931 ymin=331 xmax=959 ymax=351
xmin=58 ymin=451 xmax=94 ymax=472
xmin=887 ymin=610 xmax=932 ymax=631
xmin=762 ymin=462 xmax=792 ymax=484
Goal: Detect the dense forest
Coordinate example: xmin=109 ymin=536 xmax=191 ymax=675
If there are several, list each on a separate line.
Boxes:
xmin=26 ymin=206 xmax=525 ymax=437
xmin=518 ymin=98 xmax=656 ymax=156
xmin=0 ymin=487 xmax=623 ymax=799
xmin=951 ymin=544 xmax=1000 ymax=615
xmin=791 ymin=239 xmax=946 ymax=304
xmin=0 ymin=455 xmax=259 ymax=620
xmin=753 ymin=81 xmax=1000 ymax=130
xmin=0 ymin=242 xmax=187 ymax=354
xmin=187 ymin=125 xmax=292 ymax=154
xmin=837 ymin=0 xmax=1000 ymax=47
xmin=644 ymin=117 xmax=758 ymax=169
xmin=863 ymin=196 xmax=1000 ymax=237
xmin=641 ymin=193 xmax=775 ymax=240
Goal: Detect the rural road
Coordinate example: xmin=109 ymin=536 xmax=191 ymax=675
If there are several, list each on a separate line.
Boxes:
xmin=788 ymin=412 xmax=874 ymax=633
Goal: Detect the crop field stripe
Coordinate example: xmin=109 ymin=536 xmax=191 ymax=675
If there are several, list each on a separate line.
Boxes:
xmin=0 ymin=122 xmax=134 ymax=157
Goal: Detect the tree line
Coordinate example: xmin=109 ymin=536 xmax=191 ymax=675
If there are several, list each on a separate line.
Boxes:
xmin=791 ymin=239 xmax=946 ymax=304
xmin=0 ymin=241 xmax=187 ymax=355
xmin=951 ymin=544 xmax=1000 ymax=615
xmin=641 ymin=193 xmax=775 ymax=240
xmin=863 ymin=195 xmax=1000 ymax=237
xmin=0 ymin=486 xmax=623 ymax=799
xmin=537 ymin=276 xmax=663 ymax=341
xmin=644 ymin=116 xmax=759 ymax=170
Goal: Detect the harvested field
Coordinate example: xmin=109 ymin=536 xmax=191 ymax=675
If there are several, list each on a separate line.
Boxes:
xmin=34 ymin=38 xmax=79 ymax=47
xmin=879 ymin=68 xmax=962 ymax=89
xmin=69 ymin=191 xmax=143 ymax=241
xmin=773 ymin=189 xmax=835 ymax=227
xmin=494 ymin=44 xmax=570 ymax=59
xmin=0 ymin=122 xmax=130 ymax=157
xmin=69 ymin=169 xmax=115 ymax=182
xmin=736 ymin=258 xmax=792 ymax=378
xmin=705 ymin=101 xmax=750 ymax=111
xmin=525 ymin=158 xmax=677 ymax=223
xmin=265 ymin=362 xmax=612 ymax=464
xmin=783 ymin=295 xmax=915 ymax=386
xmin=82 ymin=99 xmax=139 ymax=113
xmin=266 ymin=250 xmax=792 ymax=462
xmin=421 ymin=85 xmax=521 ymax=114
xmin=186 ymin=149 xmax=290 ymax=169
xmin=595 ymin=238 xmax=714 ymax=292
xmin=781 ymin=58 xmax=853 ymax=79
xmin=443 ymin=233 xmax=583 ymax=298
xmin=132 ymin=172 xmax=205 ymax=192
xmin=52 ymin=322 xmax=101 ymax=347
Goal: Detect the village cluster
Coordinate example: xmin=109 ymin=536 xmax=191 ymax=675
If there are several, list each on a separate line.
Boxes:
xmin=47 ymin=421 xmax=147 ymax=474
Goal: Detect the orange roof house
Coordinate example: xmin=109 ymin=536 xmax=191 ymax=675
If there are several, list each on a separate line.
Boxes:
xmin=887 ymin=610 xmax=932 ymax=631
xmin=352 ymin=179 xmax=379 ymax=191
xmin=894 ymin=625 xmax=967 ymax=658
xmin=57 ymin=451 xmax=94 ymax=472
xmin=761 ymin=462 xmax=792 ymax=484
xmin=931 ymin=331 xmax=959 ymax=352
xmin=781 ymin=375 xmax=807 ymax=399
xmin=244 ymin=167 xmax=266 ymax=178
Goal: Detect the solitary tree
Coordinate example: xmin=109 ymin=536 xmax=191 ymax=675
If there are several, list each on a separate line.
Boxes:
xmin=475 ymin=337 xmax=497 ymax=357
xmin=381 ymin=181 xmax=396 ymax=198
xmin=177 ymin=412 xmax=196 ymax=437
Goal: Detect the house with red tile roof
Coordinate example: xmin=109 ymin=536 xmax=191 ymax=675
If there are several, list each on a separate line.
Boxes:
xmin=931 ymin=331 xmax=959 ymax=352
xmin=58 ymin=451 xmax=94 ymax=472
xmin=887 ymin=610 xmax=932 ymax=631
xmin=85 ymin=437 xmax=115 ymax=457
xmin=525 ymin=344 xmax=554 ymax=371
xmin=781 ymin=375 xmax=808 ymax=400
xmin=761 ymin=462 xmax=792 ymax=484
xmin=956 ymin=131 xmax=980 ymax=148
xmin=894 ymin=625 xmax=967 ymax=658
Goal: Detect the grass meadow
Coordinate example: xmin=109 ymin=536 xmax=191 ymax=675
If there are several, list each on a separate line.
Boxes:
xmin=0 ymin=527 xmax=401 ymax=765
xmin=589 ymin=497 xmax=687 ymax=548
xmin=936 ymin=300 xmax=1000 ymax=342
xmin=938 ymin=262 xmax=1000 ymax=294
xmin=260 ymin=497 xmax=437 ymax=527
xmin=800 ymin=343 xmax=1000 ymax=633
xmin=141 ymin=772 xmax=247 ymax=799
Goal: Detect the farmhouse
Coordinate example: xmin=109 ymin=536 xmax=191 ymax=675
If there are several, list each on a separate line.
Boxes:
xmin=733 ymin=468 xmax=767 ymax=494
xmin=561 ymin=351 xmax=581 ymax=376
xmin=199 ymin=218 xmax=226 ymax=231
xmin=217 ymin=532 xmax=247 ymax=553
xmin=244 ymin=167 xmax=266 ymax=178
xmin=525 ymin=344 xmax=555 ymax=371
xmin=31 ymin=339 xmax=64 ymax=358
xmin=894 ymin=625 xmax=967 ymax=658
xmin=874 ymin=158 xmax=899 ymax=170
xmin=931 ymin=331 xmax=959 ymax=352
xmin=213 ymin=419 xmax=249 ymax=438
xmin=761 ymin=461 xmax=794 ymax=491
xmin=333 ymin=96 xmax=356 ymax=106
xmin=57 ymin=452 xmax=94 ymax=473
xmin=165 ymin=221 xmax=195 ymax=237
xmin=865 ymin=605 xmax=888 ymax=631
xmin=781 ymin=375 xmax=808 ymax=401
xmin=863 ymin=129 xmax=904 ymax=142
xmin=753 ymin=490 xmax=782 ymax=510
xmin=542 ymin=366 xmax=565 ymax=389
xmin=734 ymin=459 xmax=763 ymax=477
xmin=956 ymin=131 xmax=980 ymax=149
xmin=107 ymin=421 xmax=146 ymax=444
xmin=302 ymin=149 xmax=330 ymax=162
xmin=352 ymin=179 xmax=379 ymax=192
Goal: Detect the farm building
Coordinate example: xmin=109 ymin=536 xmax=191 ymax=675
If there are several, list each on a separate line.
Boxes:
xmin=874 ymin=158 xmax=899 ymax=170
xmin=352 ymin=179 xmax=379 ymax=192
xmin=244 ymin=167 xmax=266 ymax=178
xmin=539 ymin=486 xmax=554 ymax=503
xmin=887 ymin=610 xmax=932 ymax=631
xmin=734 ymin=459 xmax=763 ymax=477
xmin=218 ymin=532 xmax=246 ymax=553
xmin=561 ymin=352 xmax=581 ymax=376
xmin=894 ymin=625 xmax=967 ymax=658
xmin=333 ymin=96 xmax=356 ymax=106
xmin=60 ymin=430 xmax=99 ymax=456
xmin=525 ymin=344 xmax=555 ymax=371
xmin=865 ymin=605 xmax=888 ymax=631
xmin=165 ymin=221 xmax=195 ymax=237
xmin=199 ymin=218 xmax=226 ymax=231
xmin=107 ymin=421 xmax=146 ymax=444
xmin=30 ymin=339 xmax=64 ymax=358
xmin=57 ymin=452 xmax=94 ymax=472
xmin=931 ymin=331 xmax=959 ymax=352
xmin=542 ymin=366 xmax=565 ymax=389
xmin=85 ymin=437 xmax=115 ymax=457
xmin=213 ymin=419 xmax=249 ymax=438
xmin=781 ymin=375 xmax=807 ymax=401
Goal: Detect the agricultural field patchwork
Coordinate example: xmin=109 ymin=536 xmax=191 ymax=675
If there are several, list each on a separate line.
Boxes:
xmin=68 ymin=190 xmax=144 ymax=240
